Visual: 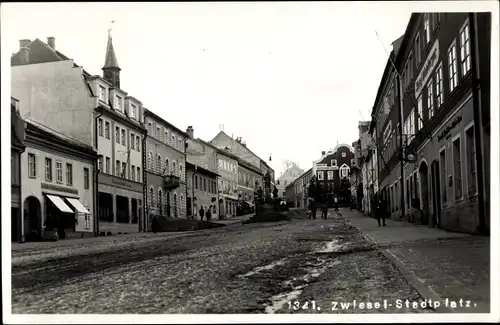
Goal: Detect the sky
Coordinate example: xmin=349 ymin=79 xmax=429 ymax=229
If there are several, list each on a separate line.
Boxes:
xmin=0 ymin=1 xmax=491 ymax=177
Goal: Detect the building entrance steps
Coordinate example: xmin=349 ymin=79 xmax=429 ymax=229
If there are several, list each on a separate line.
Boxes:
xmin=341 ymin=208 xmax=491 ymax=313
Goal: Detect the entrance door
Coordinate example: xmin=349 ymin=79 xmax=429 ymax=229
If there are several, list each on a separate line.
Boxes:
xmin=12 ymin=207 xmax=19 ymax=242
xmin=419 ymin=161 xmax=430 ymax=225
xmin=431 ymin=160 xmax=441 ymax=227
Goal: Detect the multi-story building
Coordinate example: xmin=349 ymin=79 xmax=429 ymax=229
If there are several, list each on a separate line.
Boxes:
xmin=372 ymin=13 xmax=491 ymax=234
xmin=312 ymin=144 xmax=355 ymax=206
xmin=286 ymin=168 xmax=313 ymax=208
xmin=350 ymin=139 xmax=363 ymax=209
xmin=237 ymin=158 xmax=263 ymax=205
xmin=215 ymin=148 xmax=240 ymax=218
xmin=144 ymin=109 xmax=188 ymax=226
xmin=21 ymin=118 xmax=98 ymax=241
xmin=359 ymin=121 xmax=378 ymax=215
xmin=11 ymin=34 xmax=147 ymax=235
xmin=185 ymin=126 xmax=219 ymax=219
xmin=276 ymin=165 xmax=304 ymax=198
xmin=11 ymin=98 xmax=26 ymax=242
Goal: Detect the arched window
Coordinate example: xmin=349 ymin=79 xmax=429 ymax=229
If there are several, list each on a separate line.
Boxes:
xmin=173 ymin=192 xmax=178 ymax=218
xmin=158 ymin=188 xmax=163 ymax=213
xmin=179 ymin=164 xmax=183 ymax=178
xmin=164 ymin=191 xmax=168 ymax=214
xmin=148 ymin=152 xmax=153 ymax=171
xmin=165 ymin=158 xmax=169 ymax=175
xmin=172 ymin=161 xmax=177 ymax=175
xmin=149 ymin=187 xmax=155 ymax=210
xmin=157 ymin=154 xmax=162 ymax=174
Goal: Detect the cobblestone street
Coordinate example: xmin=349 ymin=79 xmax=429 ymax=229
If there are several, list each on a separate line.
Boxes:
xmin=13 ymin=209 xmax=484 ymax=314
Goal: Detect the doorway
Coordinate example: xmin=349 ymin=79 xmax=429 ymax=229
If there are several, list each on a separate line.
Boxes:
xmin=23 ymin=196 xmax=42 ymax=241
xmin=419 ymin=161 xmax=430 ymax=224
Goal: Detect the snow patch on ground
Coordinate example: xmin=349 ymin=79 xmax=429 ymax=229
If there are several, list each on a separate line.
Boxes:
xmin=314 ymin=239 xmax=344 ymax=253
xmin=238 ymin=258 xmax=288 ymax=278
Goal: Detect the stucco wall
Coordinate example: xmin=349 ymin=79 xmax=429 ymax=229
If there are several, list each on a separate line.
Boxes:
xmin=12 ymin=60 xmax=94 ymax=146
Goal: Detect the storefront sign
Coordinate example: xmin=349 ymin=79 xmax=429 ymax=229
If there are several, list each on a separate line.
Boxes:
xmin=41 ymin=183 xmax=78 ymax=195
xmin=437 ymin=114 xmax=463 ymax=141
xmin=99 ymin=173 xmax=142 ymax=193
xmin=415 ymin=39 xmax=440 ymax=98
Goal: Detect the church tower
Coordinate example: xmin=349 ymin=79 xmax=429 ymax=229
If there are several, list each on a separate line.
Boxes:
xmin=102 ymin=30 xmax=121 ymax=88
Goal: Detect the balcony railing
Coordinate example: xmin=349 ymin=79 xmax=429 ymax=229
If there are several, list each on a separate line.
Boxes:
xmin=164 ymin=174 xmax=180 ymax=190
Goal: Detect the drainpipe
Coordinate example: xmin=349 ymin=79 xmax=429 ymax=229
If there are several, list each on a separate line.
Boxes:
xmin=469 ymin=13 xmax=487 ymax=235
xmin=94 ymin=109 xmax=103 ymax=236
xmin=396 ymin=72 xmax=406 ymax=221
xmin=192 ymin=166 xmax=197 ymax=219
xmin=142 ymin=132 xmax=148 ymax=232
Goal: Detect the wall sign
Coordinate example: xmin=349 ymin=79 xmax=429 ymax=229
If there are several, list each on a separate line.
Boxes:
xmin=415 ymin=39 xmax=440 ymax=98
xmin=41 ymin=183 xmax=78 ymax=195
xmin=437 ymin=114 xmax=462 ymax=141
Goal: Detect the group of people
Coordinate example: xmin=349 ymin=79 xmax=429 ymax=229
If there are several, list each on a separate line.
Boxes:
xmin=198 ymin=205 xmax=214 ymax=221
xmin=308 ymin=196 xmax=339 ymax=220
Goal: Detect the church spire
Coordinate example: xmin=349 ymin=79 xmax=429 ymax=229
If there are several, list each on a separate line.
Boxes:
xmin=102 ymin=22 xmax=121 ymax=88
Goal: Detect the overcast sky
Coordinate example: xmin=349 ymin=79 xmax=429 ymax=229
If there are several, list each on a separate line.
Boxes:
xmin=1 ymin=1 xmax=494 ymax=177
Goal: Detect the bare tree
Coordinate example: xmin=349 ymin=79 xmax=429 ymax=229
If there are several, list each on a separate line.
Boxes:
xmin=282 ymin=160 xmax=300 ymax=172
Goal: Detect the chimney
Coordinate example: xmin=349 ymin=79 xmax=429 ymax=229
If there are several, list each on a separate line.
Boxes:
xmin=47 ymin=37 xmax=55 ymax=49
xmin=186 ymin=126 xmax=194 ymax=139
xmin=321 ymin=151 xmax=326 ymax=156
xmin=19 ymin=47 xmax=30 ymax=65
xmin=20 ymin=39 xmax=30 ymax=48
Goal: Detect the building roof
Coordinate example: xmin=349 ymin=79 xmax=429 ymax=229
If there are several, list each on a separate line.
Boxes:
xmin=144 ymin=108 xmax=189 ymax=138
xmin=185 ymin=161 xmax=219 ymax=177
xmin=103 ymin=32 xmax=120 ymax=69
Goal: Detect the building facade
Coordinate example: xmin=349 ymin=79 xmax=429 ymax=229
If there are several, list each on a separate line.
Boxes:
xmin=11 ymin=98 xmax=26 ymax=242
xmin=185 ymin=127 xmax=219 ymax=219
xmin=276 ymin=165 xmax=304 ymax=198
xmin=373 ymin=13 xmax=491 ymax=234
xmin=215 ymin=148 xmax=240 ymax=218
xmin=237 ymin=158 xmax=263 ymax=205
xmin=312 ymin=144 xmax=355 ymax=206
xmin=144 ymin=109 xmax=188 ymax=226
xmin=11 ymin=35 xmax=146 ymax=235
xmin=21 ymin=119 xmax=98 ymax=240
xmin=286 ymin=168 xmax=313 ymax=208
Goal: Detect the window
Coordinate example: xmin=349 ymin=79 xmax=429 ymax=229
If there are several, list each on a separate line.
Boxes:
xmin=439 ymin=149 xmax=447 ymax=204
xmin=157 ymin=155 xmax=161 ymax=174
xmin=150 ymin=187 xmax=155 ymax=208
xmin=122 ymin=163 xmax=127 ymax=179
xmin=448 ymin=42 xmax=458 ymax=91
xmin=147 ymin=152 xmax=153 ymax=171
xmin=99 ymin=85 xmax=105 ymax=101
xmin=131 ymin=104 xmax=137 ymax=119
xmin=408 ymin=52 xmax=413 ymax=80
xmin=165 ymin=158 xmax=169 ymax=175
xmin=453 ymin=137 xmax=463 ymax=199
xmin=105 ymin=157 xmax=110 ymax=174
xmin=116 ymin=95 xmax=122 ymax=111
xmin=424 ymin=13 xmax=430 ymax=44
xmin=66 ymin=163 xmax=73 ymax=186
xmin=98 ymin=156 xmax=103 ymax=171
xmin=105 ymin=121 xmax=110 ymax=139
xmin=415 ymin=33 xmax=421 ymax=66
xmin=85 ymin=214 xmax=91 ymax=229
xmin=84 ymin=167 xmax=89 ymax=189
xmin=172 ymin=135 xmax=176 ymax=147
xmin=351 ymin=158 xmax=355 ymax=166
xmin=460 ymin=21 xmax=471 ymax=76
xmin=180 ymin=165 xmax=183 ymax=179
xmin=331 ymin=159 xmax=337 ymax=167
xmin=137 ymin=167 xmax=141 ymax=182
xmin=131 ymin=165 xmax=135 ymax=181
xmin=178 ymin=138 xmax=182 ymax=151
xmin=116 ymin=160 xmax=120 ymax=176
xmin=156 ymin=127 xmax=160 ymax=139
xmin=173 ymin=161 xmax=176 ymax=175
xmin=417 ymin=96 xmax=423 ymax=130
xmin=427 ymin=79 xmax=434 ymax=119
xmin=136 ymin=136 xmax=140 ymax=151
xmin=28 ymin=153 xmax=36 ymax=178
xmin=436 ymin=64 xmax=444 ymax=107
xmin=341 ymin=168 xmax=349 ymax=178
xmin=121 ymin=129 xmax=126 ymax=146
xmin=317 ymin=171 xmax=324 ymax=180
xmin=131 ymin=134 xmax=135 ymax=150
xmin=204 ymin=178 xmax=207 ymax=191
xmin=341 ymin=152 xmax=346 ymax=158
xmin=45 ymin=158 xmax=52 ymax=181
xmin=115 ymin=126 xmax=120 ymax=143
xmin=98 ymin=118 xmax=103 ymax=137
xmin=465 ymin=125 xmax=477 ymax=196
xmin=327 ymin=170 xmax=334 ymax=180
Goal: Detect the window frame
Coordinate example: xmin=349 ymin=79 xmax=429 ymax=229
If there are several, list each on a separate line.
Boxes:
xmin=45 ymin=157 xmax=52 ymax=182
xmin=56 ymin=161 xmax=63 ymax=183
xmin=98 ymin=118 xmax=103 ymax=137
xmin=121 ymin=129 xmax=126 ymax=146
xmin=427 ymin=77 xmax=435 ymax=120
xmin=459 ymin=19 xmax=472 ymax=77
xmin=66 ymin=163 xmax=73 ymax=186
xmin=83 ymin=167 xmax=90 ymax=189
xmin=104 ymin=121 xmax=110 ymax=139
xmin=464 ymin=122 xmax=478 ymax=197
xmin=115 ymin=126 xmax=120 ymax=144
xmin=447 ymin=40 xmax=458 ymax=92
xmin=451 ymin=133 xmax=464 ymax=201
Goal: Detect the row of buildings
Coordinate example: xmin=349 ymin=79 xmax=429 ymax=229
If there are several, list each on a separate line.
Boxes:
xmin=351 ymin=12 xmax=491 ymax=235
xmin=10 ymin=33 xmax=275 ymax=242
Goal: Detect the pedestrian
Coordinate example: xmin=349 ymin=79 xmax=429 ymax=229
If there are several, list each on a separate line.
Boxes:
xmin=334 ymin=196 xmax=339 ymax=211
xmin=206 ymin=206 xmax=212 ymax=221
xmin=321 ymin=204 xmax=328 ymax=220
xmin=376 ymin=196 xmax=387 ymax=227
xmin=199 ymin=206 xmax=205 ymax=221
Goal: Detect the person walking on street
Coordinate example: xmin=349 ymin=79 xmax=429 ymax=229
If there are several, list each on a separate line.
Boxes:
xmin=376 ymin=196 xmax=387 ymax=227
xmin=206 ymin=206 xmax=212 ymax=221
xmin=334 ymin=196 xmax=339 ymax=211
xmin=309 ymin=198 xmax=317 ymax=219
xmin=321 ymin=204 xmax=328 ymax=220
xmin=199 ymin=206 xmax=205 ymax=221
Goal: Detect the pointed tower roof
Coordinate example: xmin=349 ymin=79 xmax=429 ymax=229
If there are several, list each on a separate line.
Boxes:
xmin=103 ymin=30 xmax=119 ymax=69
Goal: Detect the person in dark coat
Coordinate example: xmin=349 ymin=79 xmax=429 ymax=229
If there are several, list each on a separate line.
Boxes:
xmin=376 ymin=197 xmax=387 ymax=227
xmin=321 ymin=204 xmax=328 ymax=220
xmin=206 ymin=206 xmax=212 ymax=221
xmin=199 ymin=206 xmax=205 ymax=221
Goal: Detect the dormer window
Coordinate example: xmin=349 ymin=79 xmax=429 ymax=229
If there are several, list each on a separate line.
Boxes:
xmin=116 ymin=95 xmax=123 ymax=111
xmin=131 ymin=104 xmax=137 ymax=119
xmin=342 ymin=152 xmax=347 ymax=158
xmin=99 ymin=86 xmax=106 ymax=101
xmin=331 ymin=159 xmax=337 ymax=167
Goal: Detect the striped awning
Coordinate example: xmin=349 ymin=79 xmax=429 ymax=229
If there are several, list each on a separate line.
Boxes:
xmin=46 ymin=195 xmax=73 ymax=213
xmin=66 ymin=198 xmax=90 ymax=214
